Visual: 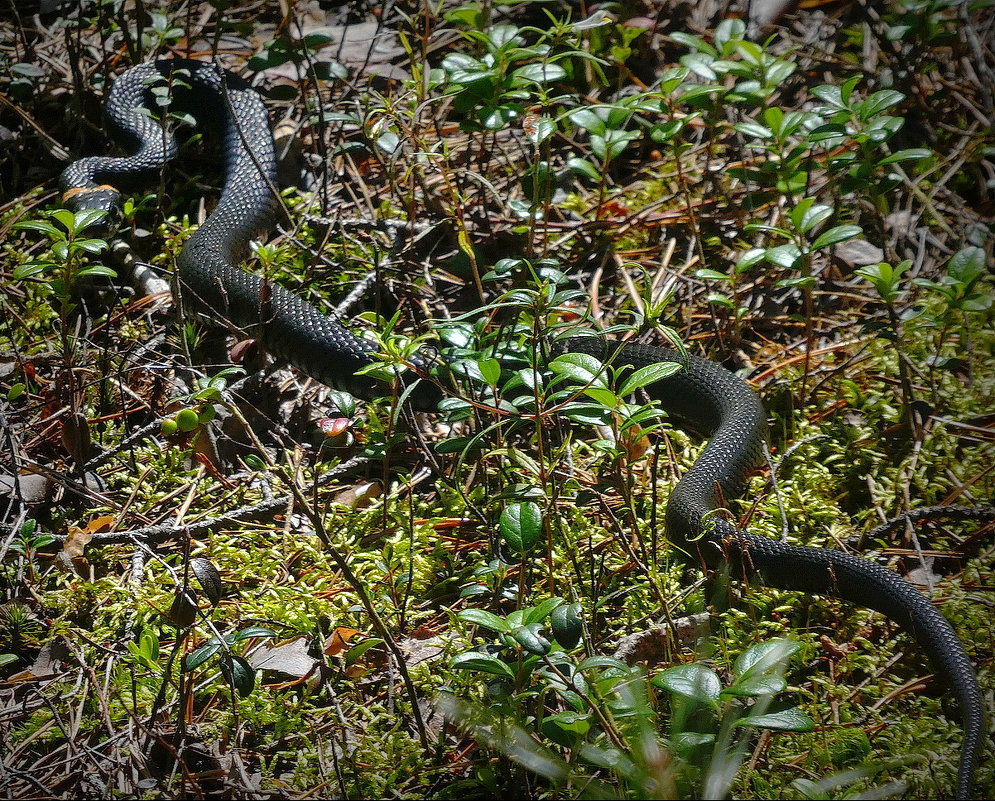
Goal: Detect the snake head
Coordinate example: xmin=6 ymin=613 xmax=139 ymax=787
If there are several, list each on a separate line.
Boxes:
xmin=59 ymin=184 xmax=122 ymax=233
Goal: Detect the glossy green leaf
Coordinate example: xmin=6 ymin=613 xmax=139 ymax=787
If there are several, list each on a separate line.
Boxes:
xmin=682 ymin=52 xmax=717 ymax=80
xmin=523 ymin=597 xmax=564 ymax=625
xmin=183 ymin=638 xmax=221 ymax=671
xmin=576 ymin=656 xmax=628 ymax=672
xmin=858 ymin=89 xmax=905 ymax=120
xmin=485 ymin=25 xmax=521 ymax=50
xmin=649 ymin=118 xmax=685 ymax=142
xmin=477 ymin=358 xmax=501 ymax=386
xmin=652 ymin=663 xmax=721 ymax=707
xmin=811 ymin=224 xmax=861 ymax=249
xmin=727 ymin=638 xmax=799 ymax=697
xmin=582 ymin=386 xmax=619 ymax=409
xmin=617 ymin=360 xmax=682 ymax=397
xmin=707 ymin=293 xmax=735 ymax=308
xmin=549 ymin=352 xmax=608 ymax=387
xmin=345 ymin=637 xmax=385 ymax=667
xmin=679 ymin=83 xmax=723 ymax=102
xmin=500 ymin=501 xmax=542 ymax=553
xmin=735 ymin=248 xmax=766 ymax=271
xmin=742 ymin=222 xmax=790 ymax=236
xmin=233 ymin=626 xmax=276 ymax=642
xmin=794 ymin=202 xmax=833 ymax=234
xmin=776 ymin=170 xmax=809 ymax=194
xmin=541 ymin=711 xmax=591 ymax=747
xmin=458 ymin=608 xmax=511 ymax=632
xmin=13 ymin=261 xmax=54 ymax=280
xmin=576 ymin=743 xmax=633 ymax=772
xmin=765 ymin=244 xmax=802 ymax=269
xmin=510 ymin=623 xmax=550 ymax=655
xmin=734 ymin=121 xmax=772 ymax=139
xmin=673 ymin=731 xmax=716 ymax=754
xmin=550 ymin=602 xmax=582 ymax=649
xmin=13 ymin=219 xmax=60 ymax=235
xmin=450 ymin=651 xmax=516 ymax=679
xmin=876 ymin=148 xmax=930 ymax=165
xmin=947 ymin=245 xmax=986 ymax=285
xmin=722 ymin=674 xmax=786 ymax=697
xmin=695 ymin=268 xmax=731 ymax=281
xmin=566 ymin=156 xmax=601 ymax=181
xmin=220 ymin=654 xmax=255 ymax=697
xmin=735 ymin=705 xmax=815 ymax=732
xmin=839 ymin=74 xmax=862 ymax=105
xmin=568 ymin=108 xmax=607 ymax=135
xmin=810 ymin=83 xmax=846 ymax=110
xmin=513 ymin=63 xmax=566 ymax=84
xmin=670 ymin=32 xmax=717 ymax=57
xmin=774 ymin=275 xmax=815 ymax=289
xmin=807 ymin=123 xmax=847 ymax=144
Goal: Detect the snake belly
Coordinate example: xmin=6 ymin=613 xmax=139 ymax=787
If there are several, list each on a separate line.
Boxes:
xmin=60 ymin=59 xmax=983 ymax=798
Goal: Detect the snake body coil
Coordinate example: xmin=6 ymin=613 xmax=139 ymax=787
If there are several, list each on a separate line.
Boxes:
xmin=62 ymin=59 xmax=983 ymax=798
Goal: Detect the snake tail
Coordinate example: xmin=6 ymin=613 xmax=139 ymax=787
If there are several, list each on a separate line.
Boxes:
xmin=563 ymin=337 xmax=983 ymax=800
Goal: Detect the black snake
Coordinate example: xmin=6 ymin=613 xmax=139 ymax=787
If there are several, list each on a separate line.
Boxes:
xmin=61 ymin=59 xmax=986 ymax=798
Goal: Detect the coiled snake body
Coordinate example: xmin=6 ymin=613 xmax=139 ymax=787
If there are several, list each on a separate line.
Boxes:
xmin=62 ymin=60 xmax=984 ymax=798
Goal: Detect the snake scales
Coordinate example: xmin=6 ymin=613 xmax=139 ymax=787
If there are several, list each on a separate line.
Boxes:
xmin=61 ymin=59 xmax=985 ymax=798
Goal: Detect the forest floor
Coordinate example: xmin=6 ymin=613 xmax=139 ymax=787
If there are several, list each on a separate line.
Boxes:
xmin=1 ymin=1 xmax=994 ymax=799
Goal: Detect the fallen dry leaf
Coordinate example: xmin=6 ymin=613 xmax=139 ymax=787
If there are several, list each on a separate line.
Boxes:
xmin=249 ymin=636 xmax=320 ymax=679
xmin=323 ymin=627 xmax=360 ymax=657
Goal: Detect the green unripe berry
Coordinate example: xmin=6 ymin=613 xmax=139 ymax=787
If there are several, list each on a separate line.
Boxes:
xmin=175 ymin=408 xmax=200 ymax=432
xmin=160 ymin=418 xmax=178 ymax=436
